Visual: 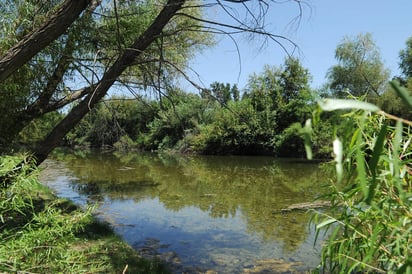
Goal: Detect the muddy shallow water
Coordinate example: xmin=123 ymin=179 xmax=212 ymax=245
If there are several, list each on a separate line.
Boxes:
xmin=40 ymin=151 xmax=330 ymax=273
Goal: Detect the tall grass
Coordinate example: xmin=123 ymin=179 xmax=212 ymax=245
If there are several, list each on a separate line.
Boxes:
xmin=307 ymin=82 xmax=412 ymax=273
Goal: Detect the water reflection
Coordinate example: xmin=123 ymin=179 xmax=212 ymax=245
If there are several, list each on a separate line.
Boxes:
xmin=40 ymin=151 xmax=330 ymax=273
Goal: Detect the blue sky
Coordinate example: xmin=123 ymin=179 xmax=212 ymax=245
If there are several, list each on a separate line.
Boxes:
xmin=188 ymin=0 xmax=412 ymax=91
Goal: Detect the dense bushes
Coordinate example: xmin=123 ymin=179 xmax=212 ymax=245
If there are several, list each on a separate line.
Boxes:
xmin=62 ymin=57 xmax=331 ymax=158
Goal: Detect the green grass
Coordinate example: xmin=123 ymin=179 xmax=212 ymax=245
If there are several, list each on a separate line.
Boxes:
xmin=0 ymin=154 xmax=170 ymax=273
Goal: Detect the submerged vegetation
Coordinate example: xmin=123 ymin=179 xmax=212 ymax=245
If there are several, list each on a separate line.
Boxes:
xmin=0 ymin=155 xmax=170 ymax=273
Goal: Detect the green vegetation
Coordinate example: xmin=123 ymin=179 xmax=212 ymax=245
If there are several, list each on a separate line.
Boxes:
xmin=308 ymin=82 xmax=412 ymax=273
xmin=1 ymin=0 xmax=412 ymax=271
xmin=326 ymin=33 xmax=390 ymax=98
xmin=0 ymin=155 xmax=170 ymax=273
xmin=0 ymin=0 xmax=213 ymax=163
xmin=63 ymin=57 xmax=321 ymax=157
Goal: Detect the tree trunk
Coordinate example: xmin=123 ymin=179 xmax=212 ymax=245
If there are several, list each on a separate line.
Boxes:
xmin=0 ymin=0 xmax=91 ymax=82
xmin=33 ymin=0 xmax=186 ymax=164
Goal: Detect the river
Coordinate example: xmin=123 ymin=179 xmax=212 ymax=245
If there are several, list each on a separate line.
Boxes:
xmin=39 ymin=150 xmax=331 ymax=273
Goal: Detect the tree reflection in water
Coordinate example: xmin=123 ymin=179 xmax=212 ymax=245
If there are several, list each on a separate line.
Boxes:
xmin=41 ymin=150 xmax=331 ymax=272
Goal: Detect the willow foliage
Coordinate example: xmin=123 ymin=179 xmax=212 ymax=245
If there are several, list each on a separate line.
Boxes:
xmin=307 ymin=81 xmax=412 ymax=273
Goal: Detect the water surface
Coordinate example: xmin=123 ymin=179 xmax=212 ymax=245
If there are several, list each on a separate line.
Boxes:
xmin=40 ymin=151 xmax=330 ymax=273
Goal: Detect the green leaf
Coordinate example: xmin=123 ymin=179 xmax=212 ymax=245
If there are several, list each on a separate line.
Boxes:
xmin=366 ymin=124 xmax=387 ymax=204
xmin=316 ymin=218 xmax=337 ymax=230
xmin=390 ymin=81 xmax=412 ymax=109
xmin=369 ymin=125 xmax=387 ymax=177
xmin=318 ymin=99 xmax=380 ymax=112
xmin=356 ymin=129 xmax=368 ymax=198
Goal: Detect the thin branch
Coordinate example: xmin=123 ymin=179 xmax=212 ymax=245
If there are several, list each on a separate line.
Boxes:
xmin=175 ymin=12 xmax=298 ymax=56
xmin=380 ymin=111 xmax=412 ymax=127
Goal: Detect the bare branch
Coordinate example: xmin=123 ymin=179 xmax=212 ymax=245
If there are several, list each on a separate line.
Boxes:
xmin=175 ymin=12 xmax=298 ymax=56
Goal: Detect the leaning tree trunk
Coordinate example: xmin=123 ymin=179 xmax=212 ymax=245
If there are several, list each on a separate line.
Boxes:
xmin=33 ymin=0 xmax=186 ymax=164
xmin=0 ymin=0 xmax=91 ymax=82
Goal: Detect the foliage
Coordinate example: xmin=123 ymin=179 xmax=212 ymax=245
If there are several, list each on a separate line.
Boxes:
xmin=0 ymin=154 xmax=170 ymax=273
xmin=142 ymin=89 xmax=209 ymax=151
xmin=17 ymin=111 xmax=63 ymax=146
xmin=192 ymin=98 xmax=272 ymax=154
xmin=65 ymin=57 xmax=322 ymax=158
xmin=245 ymin=57 xmax=313 ymax=130
xmin=376 ymin=79 xmax=412 ymax=121
xmin=66 ymin=97 xmax=159 ymax=148
xmin=201 ymin=82 xmax=240 ymax=104
xmin=327 ymin=33 xmax=390 ymax=98
xmin=98 ymin=0 xmax=213 ymax=85
xmin=0 ymin=0 xmax=92 ymax=146
xmin=0 ymin=0 xmax=211 ymax=153
xmin=272 ymin=122 xmax=306 ymax=157
xmin=399 ymin=36 xmax=412 ymax=79
xmin=308 ymin=81 xmax=412 ymax=273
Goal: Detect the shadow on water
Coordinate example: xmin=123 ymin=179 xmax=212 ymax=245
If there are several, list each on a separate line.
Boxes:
xmin=40 ymin=150 xmax=333 ymax=273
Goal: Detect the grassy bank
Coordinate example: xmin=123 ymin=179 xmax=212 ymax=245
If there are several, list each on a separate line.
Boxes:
xmin=0 ymin=155 xmax=170 ymax=273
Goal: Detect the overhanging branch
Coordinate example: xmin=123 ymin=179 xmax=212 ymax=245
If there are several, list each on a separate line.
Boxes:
xmin=0 ymin=0 xmax=92 ymax=82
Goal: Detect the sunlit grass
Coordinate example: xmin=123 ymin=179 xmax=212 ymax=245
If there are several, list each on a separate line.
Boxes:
xmin=0 ymin=154 xmax=170 ymax=273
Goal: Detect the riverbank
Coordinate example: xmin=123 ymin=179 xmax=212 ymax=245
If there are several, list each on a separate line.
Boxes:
xmin=0 ymin=155 xmax=170 ymax=273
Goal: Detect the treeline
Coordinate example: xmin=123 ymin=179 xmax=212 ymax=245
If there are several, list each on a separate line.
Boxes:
xmin=21 ymin=48 xmax=408 ymax=158
xmin=59 ymin=57 xmax=332 ymax=158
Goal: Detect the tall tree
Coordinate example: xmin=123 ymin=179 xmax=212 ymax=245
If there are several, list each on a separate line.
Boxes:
xmin=0 ymin=0 xmax=209 ymax=152
xmin=0 ymin=0 xmax=304 ymax=165
xmin=244 ymin=57 xmax=312 ymax=115
xmin=202 ymin=82 xmax=238 ymax=105
xmin=399 ymin=36 xmax=412 ymax=79
xmin=327 ymin=33 xmax=390 ymax=98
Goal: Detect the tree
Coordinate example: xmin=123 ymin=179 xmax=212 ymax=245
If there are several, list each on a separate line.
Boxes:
xmin=0 ymin=0 xmax=205 ymax=158
xmin=239 ymin=57 xmax=314 ymax=157
xmin=276 ymin=57 xmax=312 ymax=130
xmin=0 ymin=0 xmax=210 ymax=148
xmin=0 ymin=0 xmax=304 ymax=165
xmin=244 ymin=57 xmax=312 ymax=131
xmin=327 ymin=33 xmax=390 ymax=98
xmin=0 ymin=0 xmax=91 ymax=82
xmin=399 ymin=36 xmax=412 ymax=79
xmin=201 ymin=82 xmax=239 ymax=105
xmin=376 ymin=78 xmax=412 ymax=121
